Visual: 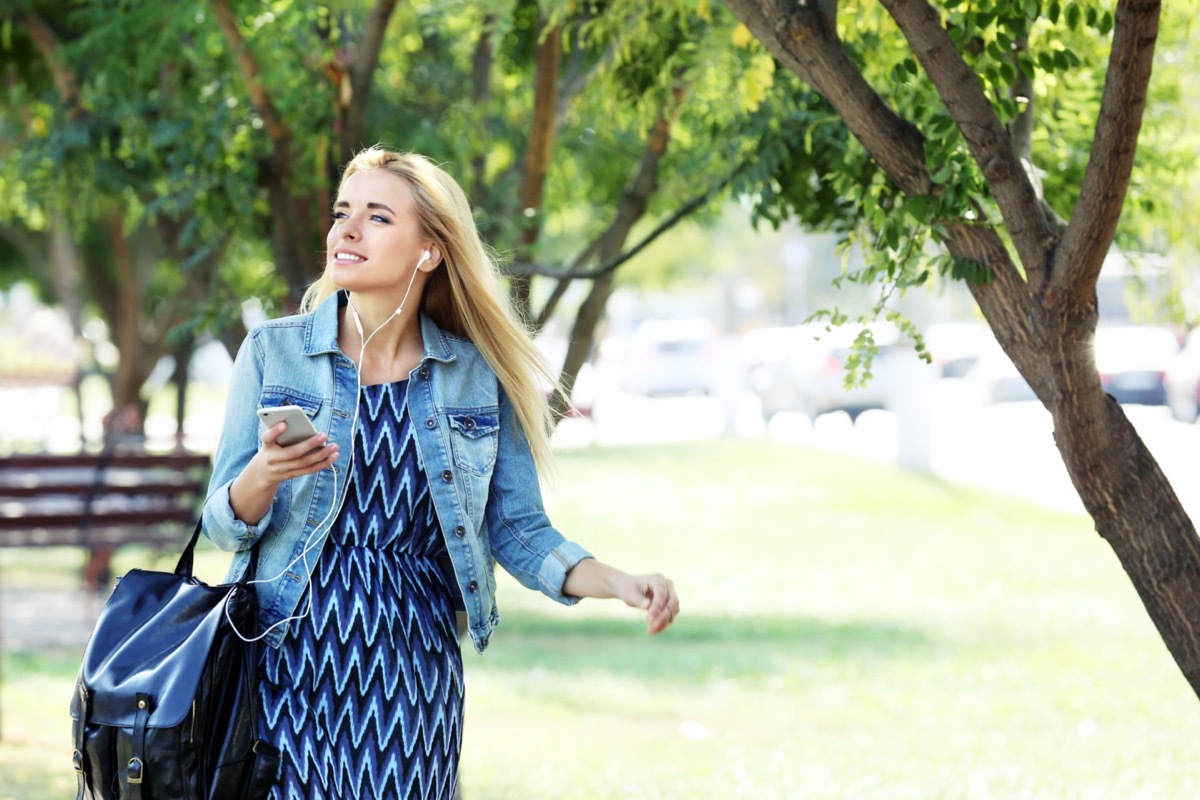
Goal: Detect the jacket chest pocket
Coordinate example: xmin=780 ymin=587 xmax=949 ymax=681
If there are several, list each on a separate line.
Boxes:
xmin=447 ymin=411 xmax=499 ymax=477
xmin=257 ymin=390 xmax=323 ymax=429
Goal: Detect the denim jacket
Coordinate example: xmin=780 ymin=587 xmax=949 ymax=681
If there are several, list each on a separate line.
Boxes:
xmin=201 ymin=291 xmax=592 ymax=653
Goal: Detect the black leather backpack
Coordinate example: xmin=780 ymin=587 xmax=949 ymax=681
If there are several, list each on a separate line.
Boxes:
xmin=69 ymin=521 xmax=279 ymax=799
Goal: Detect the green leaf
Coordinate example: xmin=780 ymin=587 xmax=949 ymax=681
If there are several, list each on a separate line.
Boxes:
xmin=1065 ymin=3 xmax=1081 ymax=30
xmin=1048 ymin=0 xmax=1061 ymax=23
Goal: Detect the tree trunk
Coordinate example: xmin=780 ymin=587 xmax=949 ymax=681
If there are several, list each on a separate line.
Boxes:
xmin=552 ymin=99 xmax=677 ymax=417
xmin=724 ymin=0 xmax=1200 ymax=701
xmin=510 ymin=21 xmax=564 ymax=322
xmin=172 ymin=334 xmax=196 ymax=449
xmin=48 ymin=212 xmax=89 ymax=447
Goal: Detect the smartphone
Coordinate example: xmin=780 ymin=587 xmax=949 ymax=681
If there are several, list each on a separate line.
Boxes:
xmin=257 ymin=405 xmax=321 ymax=447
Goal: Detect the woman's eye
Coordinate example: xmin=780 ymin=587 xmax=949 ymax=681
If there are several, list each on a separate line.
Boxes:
xmin=330 ymin=210 xmax=347 ymax=221
xmin=370 ymin=214 xmax=391 ymax=223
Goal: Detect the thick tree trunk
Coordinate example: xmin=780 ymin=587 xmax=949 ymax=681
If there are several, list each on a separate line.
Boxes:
xmin=724 ymin=0 xmax=1200 ymax=701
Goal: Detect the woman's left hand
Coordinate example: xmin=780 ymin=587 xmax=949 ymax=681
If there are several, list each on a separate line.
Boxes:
xmin=613 ymin=572 xmax=680 ymax=635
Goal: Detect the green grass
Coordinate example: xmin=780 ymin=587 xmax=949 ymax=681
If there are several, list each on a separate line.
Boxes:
xmin=6 ymin=437 xmax=1200 ymax=799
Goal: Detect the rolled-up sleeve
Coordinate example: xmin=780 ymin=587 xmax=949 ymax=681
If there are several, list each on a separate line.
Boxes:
xmin=201 ymin=331 xmax=270 ymax=552
xmin=485 ymin=390 xmax=592 ymax=604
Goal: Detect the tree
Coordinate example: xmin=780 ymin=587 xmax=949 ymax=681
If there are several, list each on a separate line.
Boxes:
xmin=5 ymin=0 xmax=803 ymax=430
xmin=722 ymin=0 xmax=1200 ymax=698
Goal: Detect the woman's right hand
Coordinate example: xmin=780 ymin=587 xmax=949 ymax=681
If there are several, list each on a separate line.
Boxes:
xmin=252 ymin=423 xmax=340 ymax=483
xmin=229 ymin=424 xmax=339 ymax=526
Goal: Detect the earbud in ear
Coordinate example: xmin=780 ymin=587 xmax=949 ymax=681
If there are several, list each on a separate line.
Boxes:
xmin=422 ymin=249 xmax=431 ymax=262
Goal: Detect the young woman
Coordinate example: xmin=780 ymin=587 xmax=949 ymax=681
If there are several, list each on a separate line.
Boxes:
xmin=201 ymin=147 xmax=680 ymax=799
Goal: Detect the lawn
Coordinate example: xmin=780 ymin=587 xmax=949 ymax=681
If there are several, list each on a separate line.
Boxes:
xmin=4 ymin=437 xmax=1199 ymax=799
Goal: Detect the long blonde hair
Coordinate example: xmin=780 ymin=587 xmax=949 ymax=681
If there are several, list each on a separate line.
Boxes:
xmin=300 ymin=147 xmax=561 ymax=476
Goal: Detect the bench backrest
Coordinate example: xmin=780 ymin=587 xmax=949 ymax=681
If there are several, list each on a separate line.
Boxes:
xmin=0 ymin=452 xmax=212 ymax=547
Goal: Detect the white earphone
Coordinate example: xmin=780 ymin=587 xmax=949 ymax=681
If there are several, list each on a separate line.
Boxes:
xmin=228 ymin=247 xmax=434 ymax=643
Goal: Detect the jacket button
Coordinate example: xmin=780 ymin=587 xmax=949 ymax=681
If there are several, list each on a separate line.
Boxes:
xmin=442 ymin=469 xmax=453 ymax=482
xmin=464 ymin=416 xmax=475 ymax=430
xmin=454 ymin=525 xmax=466 ymax=538
xmin=420 ymin=366 xmax=430 ymax=379
xmin=468 ymin=580 xmax=479 ymax=593
xmin=425 ymin=418 xmax=436 ymax=429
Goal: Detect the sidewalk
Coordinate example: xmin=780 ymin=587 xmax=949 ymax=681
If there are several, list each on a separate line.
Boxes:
xmin=1 ymin=584 xmax=105 ymax=651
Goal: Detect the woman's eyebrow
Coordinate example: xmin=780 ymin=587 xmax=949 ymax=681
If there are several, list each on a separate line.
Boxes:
xmin=333 ymin=200 xmax=396 ymax=214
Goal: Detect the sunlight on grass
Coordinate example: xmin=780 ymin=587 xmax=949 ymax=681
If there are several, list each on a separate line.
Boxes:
xmin=5 ymin=437 xmax=1200 ymax=798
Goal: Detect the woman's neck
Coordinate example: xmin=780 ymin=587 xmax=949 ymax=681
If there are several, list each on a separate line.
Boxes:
xmin=339 ymin=300 xmax=425 ymax=384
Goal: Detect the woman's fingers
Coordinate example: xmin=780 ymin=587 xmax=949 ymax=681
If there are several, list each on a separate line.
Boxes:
xmin=640 ymin=574 xmax=679 ymax=635
xmin=259 ymin=428 xmax=339 ymax=480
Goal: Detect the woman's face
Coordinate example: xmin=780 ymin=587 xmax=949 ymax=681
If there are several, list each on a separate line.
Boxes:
xmin=326 ymin=168 xmax=430 ymax=297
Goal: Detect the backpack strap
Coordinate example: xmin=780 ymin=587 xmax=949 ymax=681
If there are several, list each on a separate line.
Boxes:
xmin=72 ymin=683 xmax=89 ymax=800
xmin=127 ymin=692 xmax=152 ymax=799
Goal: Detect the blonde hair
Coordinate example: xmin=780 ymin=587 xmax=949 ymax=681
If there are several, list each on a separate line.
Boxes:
xmin=299 ymin=148 xmax=561 ymax=476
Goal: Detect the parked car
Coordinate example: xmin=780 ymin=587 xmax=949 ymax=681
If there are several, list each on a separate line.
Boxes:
xmin=1165 ymin=328 xmax=1200 ymax=422
xmin=749 ymin=322 xmax=901 ymax=422
xmin=618 ymin=319 xmax=717 ymax=396
xmin=966 ymin=338 xmax=1036 ymax=404
xmin=923 ymin=321 xmax=990 ymax=378
xmin=1094 ymin=325 xmax=1179 ymax=406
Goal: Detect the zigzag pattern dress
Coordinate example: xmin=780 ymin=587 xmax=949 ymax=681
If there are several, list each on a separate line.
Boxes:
xmin=258 ymin=380 xmax=464 ymax=800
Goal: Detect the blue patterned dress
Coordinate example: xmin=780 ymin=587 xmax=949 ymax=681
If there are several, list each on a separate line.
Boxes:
xmin=258 ymin=380 xmax=464 ymax=800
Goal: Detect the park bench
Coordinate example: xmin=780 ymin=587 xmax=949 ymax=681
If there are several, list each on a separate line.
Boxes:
xmin=0 ymin=451 xmax=211 ymax=590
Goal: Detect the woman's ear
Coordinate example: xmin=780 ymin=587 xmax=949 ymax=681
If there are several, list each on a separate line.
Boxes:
xmin=421 ymin=245 xmax=443 ymax=272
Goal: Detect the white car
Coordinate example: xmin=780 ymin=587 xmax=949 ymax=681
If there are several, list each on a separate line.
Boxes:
xmin=748 ymin=322 xmax=902 ymax=422
xmin=1166 ymin=328 xmax=1200 ymax=422
xmin=1094 ymin=325 xmax=1179 ymax=407
xmin=618 ymin=319 xmax=717 ymax=396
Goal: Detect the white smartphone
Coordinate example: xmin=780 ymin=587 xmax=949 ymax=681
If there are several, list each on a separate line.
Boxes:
xmin=257 ymin=404 xmax=321 ymax=447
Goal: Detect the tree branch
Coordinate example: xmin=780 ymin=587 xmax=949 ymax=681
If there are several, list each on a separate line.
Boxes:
xmin=724 ymin=0 xmax=929 ymax=195
xmin=19 ymin=13 xmax=84 ymax=118
xmin=723 ymin=0 xmax=1025 ymax=291
xmin=470 ymin=13 xmax=498 ymax=200
xmin=207 ymin=0 xmax=289 ymax=143
xmin=1053 ymin=0 xmax=1161 ymax=304
xmin=1009 ymin=33 xmax=1035 ymax=163
xmin=343 ymin=0 xmax=401 ymax=157
xmin=880 ymin=0 xmax=1055 ymax=286
xmin=512 ymin=159 xmax=745 ymax=285
xmin=510 ymin=21 xmax=564 ymax=319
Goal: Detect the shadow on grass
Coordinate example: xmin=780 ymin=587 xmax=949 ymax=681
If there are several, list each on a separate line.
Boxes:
xmin=477 ymin=610 xmax=941 ymax=682
xmin=3 ymin=614 xmax=941 ymax=687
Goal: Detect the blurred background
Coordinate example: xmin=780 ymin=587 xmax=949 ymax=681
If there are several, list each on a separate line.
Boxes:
xmin=4 ymin=1 xmax=1200 ymax=798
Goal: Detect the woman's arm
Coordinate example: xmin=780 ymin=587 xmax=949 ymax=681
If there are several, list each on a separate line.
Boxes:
xmin=228 ymin=426 xmax=340 ymax=525
xmin=563 ymin=558 xmax=680 ymax=635
xmin=202 ymin=332 xmax=340 ymax=548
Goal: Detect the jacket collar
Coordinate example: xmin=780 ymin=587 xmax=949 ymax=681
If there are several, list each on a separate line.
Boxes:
xmin=303 ymin=290 xmax=457 ymax=364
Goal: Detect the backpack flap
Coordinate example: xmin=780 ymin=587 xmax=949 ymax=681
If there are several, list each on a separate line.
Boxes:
xmin=71 ymin=568 xmax=252 ymax=728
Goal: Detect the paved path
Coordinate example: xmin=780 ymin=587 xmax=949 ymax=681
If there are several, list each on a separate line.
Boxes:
xmin=1 ymin=584 xmax=106 ymax=651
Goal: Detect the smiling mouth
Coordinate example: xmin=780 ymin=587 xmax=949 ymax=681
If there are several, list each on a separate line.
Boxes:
xmin=334 ymin=252 xmax=366 ymax=263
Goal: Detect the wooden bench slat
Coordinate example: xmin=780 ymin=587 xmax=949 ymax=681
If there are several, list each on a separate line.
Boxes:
xmin=0 ymin=480 xmax=206 ymax=497
xmin=0 ymin=527 xmax=186 ymax=548
xmin=0 ymin=509 xmax=196 ymax=529
xmin=0 ymin=453 xmax=211 ymax=470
